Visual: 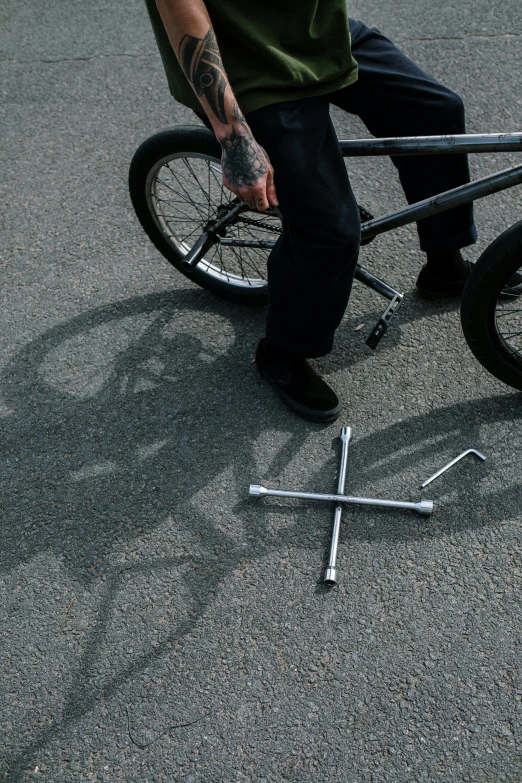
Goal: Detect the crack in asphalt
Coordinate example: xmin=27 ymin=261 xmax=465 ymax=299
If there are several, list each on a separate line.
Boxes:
xmin=0 ymin=32 xmax=521 ymax=64
xmin=0 ymin=51 xmax=157 ymax=63
xmin=395 ymin=32 xmax=521 ymax=42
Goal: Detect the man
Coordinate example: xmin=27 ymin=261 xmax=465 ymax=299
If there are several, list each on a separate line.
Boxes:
xmin=145 ymin=0 xmax=478 ymax=422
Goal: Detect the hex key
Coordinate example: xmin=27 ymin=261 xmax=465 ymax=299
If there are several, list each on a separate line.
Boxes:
xmin=421 ymin=449 xmax=486 ymax=488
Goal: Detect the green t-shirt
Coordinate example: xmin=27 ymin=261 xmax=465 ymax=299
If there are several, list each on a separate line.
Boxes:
xmin=144 ymin=0 xmax=358 ymax=115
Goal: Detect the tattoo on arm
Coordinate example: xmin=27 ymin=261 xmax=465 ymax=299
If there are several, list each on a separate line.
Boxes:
xmin=178 ymin=29 xmax=228 ymax=124
xmin=178 ymin=40 xmax=269 ymax=193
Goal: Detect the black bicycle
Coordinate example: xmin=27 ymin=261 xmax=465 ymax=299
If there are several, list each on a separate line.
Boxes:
xmin=129 ymin=126 xmax=522 ymax=391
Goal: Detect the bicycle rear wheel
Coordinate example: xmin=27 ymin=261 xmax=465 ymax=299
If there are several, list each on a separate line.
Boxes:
xmin=461 ymin=220 xmax=522 ymax=391
xmin=129 ymin=126 xmax=281 ymax=304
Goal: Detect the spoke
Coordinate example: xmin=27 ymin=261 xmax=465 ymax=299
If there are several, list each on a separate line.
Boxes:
xmin=161 ymin=216 xmax=203 ymax=222
xmin=176 ymin=223 xmax=205 ymax=244
xmin=167 ymin=159 xmax=216 ymax=196
xmin=182 ymin=157 xmax=213 ymax=218
xmin=167 ymin=167 xmax=207 ymax=221
xmin=208 ymin=162 xmax=226 ymax=201
xmin=217 ymin=243 xmax=230 ymax=282
xmin=235 ymin=230 xmax=267 ymax=278
xmin=242 ymin=245 xmax=267 ymax=280
xmin=232 ymin=224 xmax=263 ymax=283
xmin=227 ymin=243 xmax=249 ymax=281
xmin=239 ymin=251 xmax=263 ymax=281
xmin=163 ymin=163 xmax=209 ymax=219
xmin=496 ymin=309 xmax=522 ymax=317
xmin=208 ymin=162 xmax=234 ymax=208
xmin=185 ymin=157 xmax=221 ymax=211
xmin=226 ymin=221 xmax=267 ymax=280
xmin=199 ymin=242 xmax=219 ymax=269
xmin=155 ymin=195 xmax=202 ymax=224
xmin=499 ymin=329 xmax=522 ymax=339
xmin=156 ymin=195 xmax=207 ymax=208
xmin=238 ymin=223 xmax=276 ymax=276
xmin=170 ymin=159 xmax=222 ymax=211
xmin=156 ymin=172 xmax=209 ymax=217
xmin=155 ymin=176 xmax=182 ymax=195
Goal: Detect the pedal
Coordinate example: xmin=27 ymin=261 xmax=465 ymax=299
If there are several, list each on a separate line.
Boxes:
xmin=366 ymin=293 xmax=404 ymax=349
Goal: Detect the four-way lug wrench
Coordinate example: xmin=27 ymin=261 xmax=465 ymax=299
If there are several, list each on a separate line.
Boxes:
xmin=249 ymin=426 xmax=434 ymax=586
xmin=249 ymin=485 xmax=434 ymax=515
xmin=323 ymin=427 xmax=352 ymax=586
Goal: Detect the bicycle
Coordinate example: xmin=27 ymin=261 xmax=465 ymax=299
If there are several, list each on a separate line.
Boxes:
xmin=128 ymin=126 xmax=522 ymax=391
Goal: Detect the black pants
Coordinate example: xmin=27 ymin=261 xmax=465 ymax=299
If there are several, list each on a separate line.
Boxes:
xmin=198 ymin=19 xmax=477 ymax=357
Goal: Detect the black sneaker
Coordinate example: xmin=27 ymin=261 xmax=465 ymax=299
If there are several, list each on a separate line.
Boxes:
xmin=255 ymin=339 xmax=342 ymax=423
xmin=416 ymin=262 xmax=470 ymax=299
xmin=416 ymin=263 xmax=522 ymax=299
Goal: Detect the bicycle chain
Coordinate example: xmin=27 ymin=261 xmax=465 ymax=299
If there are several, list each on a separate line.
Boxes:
xmin=234 ymin=204 xmax=374 ymax=236
xmin=238 ymin=215 xmax=283 ymax=233
xmin=237 ymin=206 xmax=372 ymax=235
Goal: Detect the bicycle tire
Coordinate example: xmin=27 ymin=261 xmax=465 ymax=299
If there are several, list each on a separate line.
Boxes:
xmin=461 ymin=219 xmax=522 ymax=391
xmin=128 ymin=125 xmax=281 ymax=304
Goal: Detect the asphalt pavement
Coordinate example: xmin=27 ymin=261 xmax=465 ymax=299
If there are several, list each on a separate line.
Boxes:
xmin=2 ymin=1 xmax=522 ymax=780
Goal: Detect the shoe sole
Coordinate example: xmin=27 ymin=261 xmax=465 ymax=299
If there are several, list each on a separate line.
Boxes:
xmin=416 ymin=283 xmax=465 ymax=300
xmin=256 ymin=360 xmax=342 ymax=423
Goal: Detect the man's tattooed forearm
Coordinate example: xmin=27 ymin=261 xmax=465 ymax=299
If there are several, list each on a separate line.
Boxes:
xmin=178 ymin=34 xmax=268 ymax=196
xmin=221 ymin=128 xmax=268 ymax=188
xmin=178 ymin=29 xmax=228 ymax=124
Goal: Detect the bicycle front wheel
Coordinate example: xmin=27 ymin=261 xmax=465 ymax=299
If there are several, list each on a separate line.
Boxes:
xmin=129 ymin=126 xmax=284 ymax=304
xmin=461 ymin=220 xmax=522 ymax=391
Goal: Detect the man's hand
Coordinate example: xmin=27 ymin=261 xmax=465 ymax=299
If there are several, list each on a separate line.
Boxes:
xmin=219 ymin=126 xmax=278 ymax=212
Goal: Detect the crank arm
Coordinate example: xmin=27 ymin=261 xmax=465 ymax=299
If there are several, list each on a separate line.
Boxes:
xmin=366 ymin=292 xmax=404 ymax=350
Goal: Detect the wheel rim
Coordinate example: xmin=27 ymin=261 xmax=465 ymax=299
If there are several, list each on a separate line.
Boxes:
xmin=492 ymin=266 xmax=522 ymax=363
xmin=145 ymin=152 xmax=281 ymax=289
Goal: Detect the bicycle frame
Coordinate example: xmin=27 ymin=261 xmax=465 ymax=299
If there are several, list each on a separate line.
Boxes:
xmin=212 ymin=132 xmax=522 ymax=347
xmin=217 ymin=133 xmax=522 ymax=247
xmin=217 ymin=132 xmax=522 ymax=285
xmin=342 ymin=133 xmax=522 ymax=243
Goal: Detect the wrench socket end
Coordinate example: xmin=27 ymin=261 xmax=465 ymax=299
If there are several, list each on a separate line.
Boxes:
xmin=323 ymin=567 xmax=338 ymax=586
xmin=340 ymin=427 xmax=352 ymax=443
xmin=417 ymin=500 xmax=434 ymax=515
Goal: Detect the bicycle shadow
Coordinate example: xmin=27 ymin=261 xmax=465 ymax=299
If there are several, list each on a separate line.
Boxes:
xmin=1 ymin=285 xmax=520 ymax=779
xmin=1 ymin=288 xmax=266 ymax=579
